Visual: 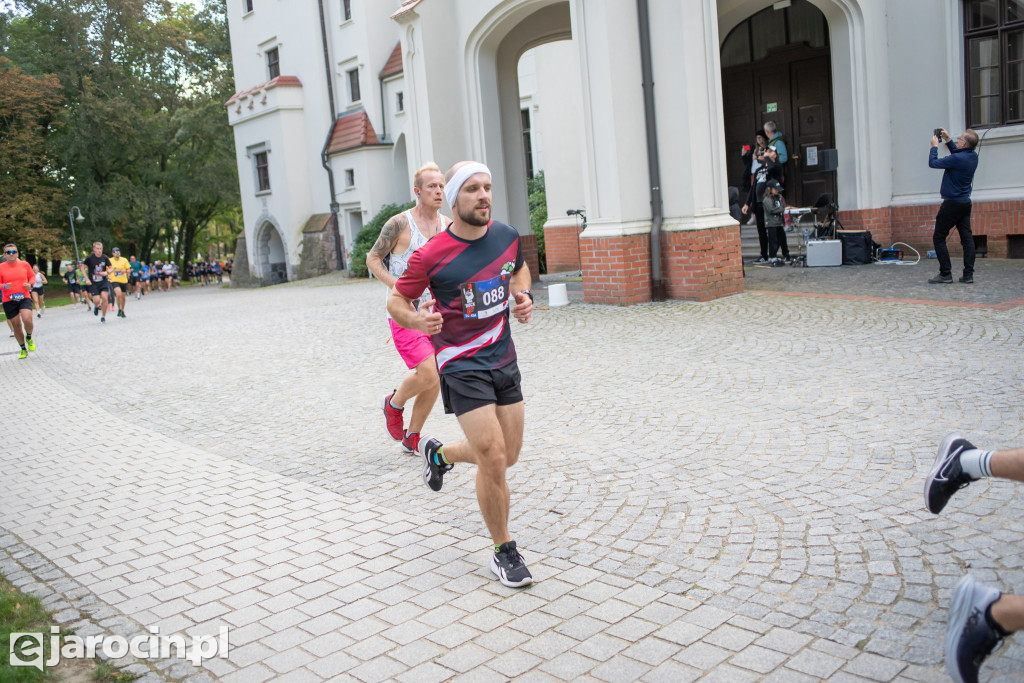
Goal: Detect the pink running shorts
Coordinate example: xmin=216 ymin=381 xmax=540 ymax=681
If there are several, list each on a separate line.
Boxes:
xmin=389 ymin=318 xmax=435 ymax=369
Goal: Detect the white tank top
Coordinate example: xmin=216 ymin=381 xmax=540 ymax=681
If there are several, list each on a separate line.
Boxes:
xmin=385 ymin=210 xmax=439 ymax=315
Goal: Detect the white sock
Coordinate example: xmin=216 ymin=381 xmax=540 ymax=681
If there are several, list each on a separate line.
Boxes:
xmin=959 ymin=449 xmax=994 ymax=479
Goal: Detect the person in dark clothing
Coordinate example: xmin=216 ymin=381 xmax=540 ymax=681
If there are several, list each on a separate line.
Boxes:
xmin=742 ymin=145 xmax=784 ymax=263
xmin=928 ymin=128 xmax=980 ymax=284
xmin=762 ymin=179 xmax=789 ymax=264
xmin=739 ymin=144 xmax=753 ymax=194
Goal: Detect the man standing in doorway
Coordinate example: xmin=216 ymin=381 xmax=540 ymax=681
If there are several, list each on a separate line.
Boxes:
xmin=388 ymin=161 xmax=535 ymax=588
xmin=0 ymin=244 xmax=37 ymax=358
xmin=928 ymin=128 xmax=979 ymax=284
xmin=763 ymin=120 xmax=788 ymax=165
xmin=83 ymin=241 xmax=111 ymax=322
xmin=367 ymin=163 xmax=448 ymax=455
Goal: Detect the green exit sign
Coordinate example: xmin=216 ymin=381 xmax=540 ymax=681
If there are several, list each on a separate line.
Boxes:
xmin=766 ymin=102 xmax=778 ymax=113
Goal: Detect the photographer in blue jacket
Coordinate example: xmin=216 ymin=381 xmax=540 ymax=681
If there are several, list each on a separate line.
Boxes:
xmin=928 ymin=128 xmax=980 ymax=284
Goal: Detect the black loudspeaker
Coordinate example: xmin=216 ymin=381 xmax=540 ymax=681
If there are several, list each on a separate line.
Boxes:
xmin=838 ymin=230 xmax=872 ymax=265
xmin=819 ymin=149 xmax=838 ymax=172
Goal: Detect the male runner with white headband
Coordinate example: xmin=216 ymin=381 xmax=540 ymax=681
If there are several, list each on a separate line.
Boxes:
xmin=389 ymin=160 xmax=536 ymax=587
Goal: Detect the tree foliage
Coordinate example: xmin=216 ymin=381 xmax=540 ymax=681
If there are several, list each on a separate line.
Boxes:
xmin=528 ymin=171 xmax=547 ymax=274
xmin=0 ymin=0 xmax=238 ymax=268
xmin=0 ymin=57 xmax=67 ymax=252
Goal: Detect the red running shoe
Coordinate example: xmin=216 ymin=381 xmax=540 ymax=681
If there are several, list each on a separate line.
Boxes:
xmin=401 ymin=431 xmax=420 ymax=455
xmin=382 ymin=391 xmax=404 ymax=441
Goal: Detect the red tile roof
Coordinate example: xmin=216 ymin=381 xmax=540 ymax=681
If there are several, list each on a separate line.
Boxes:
xmin=326 ymin=110 xmax=381 ymax=155
xmin=225 ymin=75 xmax=302 ymax=106
xmin=379 ymin=42 xmax=403 ymax=79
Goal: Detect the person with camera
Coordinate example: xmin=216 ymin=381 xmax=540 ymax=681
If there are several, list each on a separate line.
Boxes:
xmin=928 ymin=128 xmax=979 ymax=284
xmin=742 ymin=144 xmax=784 ymax=264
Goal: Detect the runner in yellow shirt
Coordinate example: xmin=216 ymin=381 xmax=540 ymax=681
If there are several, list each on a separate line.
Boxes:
xmin=108 ymin=247 xmax=131 ymax=318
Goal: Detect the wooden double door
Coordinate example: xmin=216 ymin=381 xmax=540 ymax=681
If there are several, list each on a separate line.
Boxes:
xmin=723 ymin=45 xmax=835 ymax=209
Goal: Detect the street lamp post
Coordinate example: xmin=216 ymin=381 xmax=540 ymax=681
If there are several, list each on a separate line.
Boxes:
xmin=68 ymin=206 xmax=85 ymax=268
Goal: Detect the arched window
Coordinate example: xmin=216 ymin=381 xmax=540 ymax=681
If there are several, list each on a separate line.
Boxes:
xmin=963 ymin=0 xmax=1024 ymax=127
xmin=720 ymin=0 xmax=828 ymax=68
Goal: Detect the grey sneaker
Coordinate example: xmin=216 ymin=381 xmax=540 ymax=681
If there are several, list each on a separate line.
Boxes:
xmin=929 ymin=274 xmax=954 ymax=284
xmin=924 ymin=432 xmax=978 ymax=514
xmin=945 ymin=574 xmax=1004 ymax=683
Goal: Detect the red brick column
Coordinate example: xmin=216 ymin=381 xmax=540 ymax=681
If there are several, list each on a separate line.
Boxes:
xmin=662 ymin=227 xmax=744 ymax=301
xmin=543 ymin=224 xmax=584 ymax=273
xmin=580 ymin=234 xmax=652 ymax=305
xmin=519 ymin=233 xmax=540 ymax=281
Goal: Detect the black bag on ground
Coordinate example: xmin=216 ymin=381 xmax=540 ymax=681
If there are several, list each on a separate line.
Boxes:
xmin=838 ymin=230 xmax=878 ymax=265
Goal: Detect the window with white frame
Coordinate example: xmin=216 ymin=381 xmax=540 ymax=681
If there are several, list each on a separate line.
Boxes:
xmin=347 ymin=68 xmax=360 ymax=103
xmin=248 ymin=144 xmax=271 ymax=193
xmin=342 ymin=0 xmax=352 ymax=21
xmin=963 ymin=0 xmax=1024 ymax=127
xmin=244 ymin=0 xmax=253 ymax=14
xmin=345 ymin=168 xmax=355 ymax=188
xmin=396 ymin=91 xmax=404 ymax=113
xmin=266 ymin=47 xmax=280 ymax=80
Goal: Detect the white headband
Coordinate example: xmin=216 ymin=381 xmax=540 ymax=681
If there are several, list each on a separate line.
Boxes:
xmin=444 ymin=162 xmax=491 ymax=210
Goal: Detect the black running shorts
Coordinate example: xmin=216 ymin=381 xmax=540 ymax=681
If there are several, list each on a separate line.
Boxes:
xmin=440 ymin=361 xmax=523 ymax=416
xmin=2 ymin=297 xmax=33 ymax=318
xmin=111 ymin=281 xmax=128 ymax=291
xmin=89 ymin=281 xmax=108 ymax=297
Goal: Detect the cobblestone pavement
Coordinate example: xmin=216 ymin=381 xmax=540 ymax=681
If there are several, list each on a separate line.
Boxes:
xmin=2 ymin=269 xmax=1023 ymax=682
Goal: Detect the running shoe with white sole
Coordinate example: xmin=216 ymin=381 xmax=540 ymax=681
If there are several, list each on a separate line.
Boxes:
xmin=924 ymin=431 xmax=978 ymax=514
xmin=418 ymin=435 xmax=451 ymax=492
xmin=945 ymin=574 xmax=1004 ymax=683
xmin=26 ymin=338 xmax=35 ymax=352
xmin=492 ymin=541 xmax=533 ymax=588
xmin=401 ymin=431 xmax=419 ymax=455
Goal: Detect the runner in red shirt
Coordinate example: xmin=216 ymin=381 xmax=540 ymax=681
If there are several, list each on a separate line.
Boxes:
xmin=0 ymin=243 xmax=38 ymax=359
xmin=389 ymin=161 xmax=536 ymax=588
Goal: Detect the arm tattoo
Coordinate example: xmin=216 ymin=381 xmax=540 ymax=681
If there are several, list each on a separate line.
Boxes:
xmin=369 ymin=214 xmax=408 ymax=259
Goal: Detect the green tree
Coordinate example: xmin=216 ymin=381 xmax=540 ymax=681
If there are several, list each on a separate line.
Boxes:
xmin=528 ymin=171 xmax=547 ymax=274
xmin=0 ymin=57 xmax=67 ymax=254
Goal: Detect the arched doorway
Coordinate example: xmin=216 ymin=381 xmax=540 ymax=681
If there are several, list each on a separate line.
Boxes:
xmin=256 ymin=221 xmax=288 ymax=284
xmin=465 ymin=1 xmax=572 ymax=241
xmin=721 ymin=0 xmax=835 ymax=208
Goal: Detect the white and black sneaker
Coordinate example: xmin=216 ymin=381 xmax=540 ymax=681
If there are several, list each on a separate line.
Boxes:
xmin=491 ymin=541 xmax=533 ymax=588
xmin=925 ymin=431 xmax=978 ymax=514
xmin=945 ymin=574 xmax=1004 ymax=683
xmin=418 ymin=436 xmax=451 ymax=492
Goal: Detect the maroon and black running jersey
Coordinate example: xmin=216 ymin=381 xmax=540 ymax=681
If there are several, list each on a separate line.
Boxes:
xmin=395 ymin=220 xmax=524 ymax=374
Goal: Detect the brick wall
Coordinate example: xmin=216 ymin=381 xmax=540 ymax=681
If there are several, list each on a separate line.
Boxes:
xmin=840 ymin=200 xmax=1024 ymax=258
xmin=520 ymin=233 xmax=540 ymax=281
xmin=544 ymin=224 xmax=584 ymax=273
xmin=662 ymin=227 xmax=745 ymax=301
xmin=580 ymin=234 xmax=652 ymax=305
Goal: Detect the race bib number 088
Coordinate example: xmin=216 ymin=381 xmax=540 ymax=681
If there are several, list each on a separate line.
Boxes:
xmin=460 ymin=272 xmax=510 ymax=319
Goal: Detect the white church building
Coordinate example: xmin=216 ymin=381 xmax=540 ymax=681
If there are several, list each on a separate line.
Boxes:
xmin=226 ymin=0 xmax=1024 ymax=303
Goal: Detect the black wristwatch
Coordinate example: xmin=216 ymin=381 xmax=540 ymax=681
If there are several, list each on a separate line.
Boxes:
xmin=520 ymin=290 xmax=534 ymax=303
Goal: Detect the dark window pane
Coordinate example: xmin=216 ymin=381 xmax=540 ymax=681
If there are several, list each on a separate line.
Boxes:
xmin=255 ymin=152 xmax=270 ymax=192
xmin=1007 ymin=0 xmax=1024 ymax=23
xmin=971 ymin=95 xmax=1001 ymax=125
xmin=348 ymin=69 xmax=360 ymax=102
xmin=974 ymin=65 xmax=1000 ymax=95
xmin=343 ymin=0 xmax=351 ymax=21
xmin=266 ymin=48 xmax=280 ymax=79
xmin=720 ymin=24 xmax=751 ymax=67
xmin=967 ymin=0 xmax=998 ymax=30
xmin=1009 ymin=29 xmax=1023 ymax=61
xmin=751 ymin=8 xmax=786 ymax=61
xmin=244 ymin=0 xmax=253 ymax=13
xmin=1009 ymin=89 xmax=1023 ymax=119
xmin=788 ymin=0 xmax=827 ymax=49
xmin=970 ymin=36 xmax=999 ymax=66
